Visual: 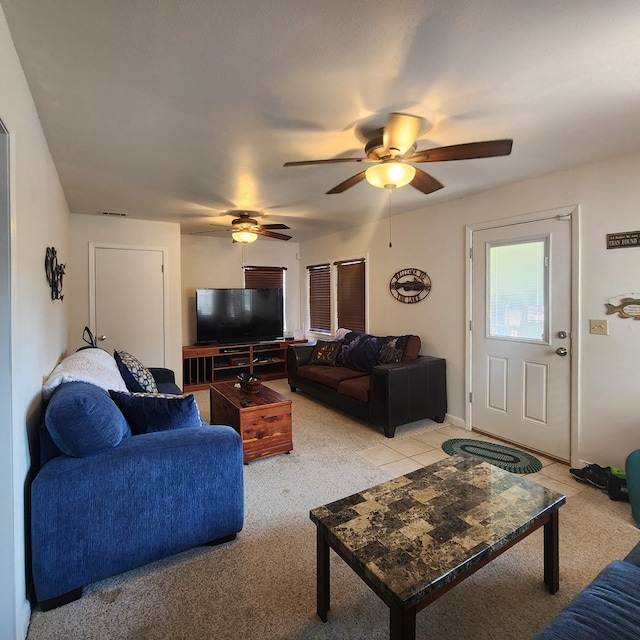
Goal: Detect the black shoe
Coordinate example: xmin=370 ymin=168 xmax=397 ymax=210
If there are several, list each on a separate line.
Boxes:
xmin=569 ymin=464 xmax=611 ymax=490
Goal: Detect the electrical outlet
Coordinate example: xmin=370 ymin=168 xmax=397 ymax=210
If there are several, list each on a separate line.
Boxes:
xmin=589 ymin=319 xmax=609 ymax=335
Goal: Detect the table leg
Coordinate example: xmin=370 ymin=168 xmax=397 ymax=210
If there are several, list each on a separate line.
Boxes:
xmin=390 ymin=605 xmax=416 ymax=640
xmin=543 ymin=509 xmax=560 ymax=594
xmin=317 ymin=527 xmax=330 ymax=622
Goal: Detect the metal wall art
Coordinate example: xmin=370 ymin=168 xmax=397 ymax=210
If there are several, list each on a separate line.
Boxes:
xmin=605 ymin=294 xmax=640 ymax=320
xmin=389 ymin=268 xmax=431 ymax=303
xmin=45 ymin=246 xmax=65 ymax=301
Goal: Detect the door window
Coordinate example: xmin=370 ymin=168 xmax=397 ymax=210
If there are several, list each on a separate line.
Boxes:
xmin=487 ymin=238 xmax=548 ymax=342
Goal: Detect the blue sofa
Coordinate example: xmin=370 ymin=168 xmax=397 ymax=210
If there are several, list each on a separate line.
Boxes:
xmin=31 ymin=349 xmax=244 ymax=610
xmin=531 ymin=541 xmax=640 ymax=639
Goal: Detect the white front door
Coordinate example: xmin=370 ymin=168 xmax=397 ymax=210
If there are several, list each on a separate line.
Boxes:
xmin=91 ymin=245 xmax=167 ymax=367
xmin=470 ymin=213 xmax=573 ymax=460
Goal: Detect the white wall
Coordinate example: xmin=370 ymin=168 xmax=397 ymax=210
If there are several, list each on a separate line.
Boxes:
xmin=300 ymin=152 xmax=640 ymax=470
xmin=180 ymin=234 xmax=301 ymax=346
xmin=68 ymin=214 xmax=183 ymax=385
xmin=0 ymin=6 xmax=70 ymax=638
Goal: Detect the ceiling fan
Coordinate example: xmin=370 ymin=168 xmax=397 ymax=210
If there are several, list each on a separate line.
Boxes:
xmin=284 ymin=113 xmax=513 ymax=195
xmin=228 ymin=211 xmax=292 ymax=243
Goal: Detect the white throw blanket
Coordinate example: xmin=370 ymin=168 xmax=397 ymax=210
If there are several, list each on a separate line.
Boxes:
xmin=42 ymin=348 xmax=128 ymax=400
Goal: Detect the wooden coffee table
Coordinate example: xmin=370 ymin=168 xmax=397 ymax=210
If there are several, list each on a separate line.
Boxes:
xmin=310 ymin=455 xmax=566 ymax=640
xmin=209 ymin=381 xmax=292 ymax=464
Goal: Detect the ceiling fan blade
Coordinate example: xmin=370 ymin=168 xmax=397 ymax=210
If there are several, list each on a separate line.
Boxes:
xmin=260 ymin=223 xmax=291 ymax=230
xmin=410 ymin=168 xmax=445 ymax=194
xmin=284 ymin=158 xmax=365 ymax=167
xmin=383 ymin=113 xmax=425 ymax=157
xmin=326 ymin=170 xmax=367 ymax=194
xmin=254 ymin=228 xmax=292 ymax=241
xmin=410 ymin=139 xmax=513 ymax=163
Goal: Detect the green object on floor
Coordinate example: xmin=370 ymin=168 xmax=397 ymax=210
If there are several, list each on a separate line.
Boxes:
xmin=441 ymin=438 xmax=543 ymax=474
xmin=625 ymin=450 xmax=640 ymax=527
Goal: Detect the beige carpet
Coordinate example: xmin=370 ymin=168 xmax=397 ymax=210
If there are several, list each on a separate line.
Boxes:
xmin=27 ymin=380 xmax=640 ymax=639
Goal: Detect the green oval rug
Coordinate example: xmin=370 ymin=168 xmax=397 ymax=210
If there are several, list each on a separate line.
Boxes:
xmin=441 ymin=438 xmax=543 ymax=474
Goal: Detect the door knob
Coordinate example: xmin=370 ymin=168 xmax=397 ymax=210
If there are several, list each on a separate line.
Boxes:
xmin=97 ymin=335 xmax=107 ymax=341
xmin=555 ymin=347 xmax=568 ymax=356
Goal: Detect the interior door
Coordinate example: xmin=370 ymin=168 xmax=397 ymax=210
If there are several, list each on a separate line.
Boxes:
xmin=471 ymin=216 xmax=572 ymax=460
xmin=91 ymin=246 xmax=166 ymax=367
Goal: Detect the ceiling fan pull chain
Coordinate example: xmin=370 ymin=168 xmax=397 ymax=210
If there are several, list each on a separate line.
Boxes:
xmin=388 ymin=188 xmax=393 ymax=248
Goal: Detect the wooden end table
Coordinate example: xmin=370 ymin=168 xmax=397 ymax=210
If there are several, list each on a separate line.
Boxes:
xmin=209 ymin=381 xmax=292 ymax=464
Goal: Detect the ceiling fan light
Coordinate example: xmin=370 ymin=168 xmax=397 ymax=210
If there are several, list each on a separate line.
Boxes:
xmin=365 ymin=162 xmax=416 ymax=189
xmin=232 ymin=230 xmax=258 ymax=243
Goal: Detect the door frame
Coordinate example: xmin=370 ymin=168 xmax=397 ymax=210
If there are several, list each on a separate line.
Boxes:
xmin=465 ymin=205 xmax=581 ymax=466
xmin=88 ymin=243 xmax=170 ymax=366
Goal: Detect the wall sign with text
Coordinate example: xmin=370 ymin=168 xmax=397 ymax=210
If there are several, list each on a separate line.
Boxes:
xmin=389 ymin=268 xmax=432 ymax=304
xmin=606 ymin=230 xmax=640 ymax=249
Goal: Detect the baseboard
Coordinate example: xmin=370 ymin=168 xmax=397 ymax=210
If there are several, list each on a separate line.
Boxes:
xmin=445 ymin=413 xmax=465 ymax=429
xmin=19 ymin=597 xmax=31 ymax=640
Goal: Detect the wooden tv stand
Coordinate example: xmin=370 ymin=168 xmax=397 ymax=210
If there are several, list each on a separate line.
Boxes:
xmin=182 ymin=339 xmax=307 ymax=392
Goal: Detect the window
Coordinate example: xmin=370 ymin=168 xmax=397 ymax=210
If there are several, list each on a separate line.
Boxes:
xmin=487 ymin=239 xmax=547 ymax=341
xmin=243 ymin=265 xmax=285 ymax=290
xmin=335 ymin=258 xmax=365 ymax=332
xmin=307 ymin=263 xmax=331 ymax=333
xmin=244 ymin=265 xmax=287 ymax=332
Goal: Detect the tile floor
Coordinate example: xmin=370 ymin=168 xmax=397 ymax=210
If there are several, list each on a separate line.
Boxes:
xmin=357 ymin=423 xmax=585 ymax=498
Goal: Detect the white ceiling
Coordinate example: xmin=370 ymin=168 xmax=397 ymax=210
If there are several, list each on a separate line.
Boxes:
xmin=3 ymin=0 xmax=640 ymax=242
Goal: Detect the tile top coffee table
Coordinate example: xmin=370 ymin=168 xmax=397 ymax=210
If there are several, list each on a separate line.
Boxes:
xmin=310 ymin=455 xmax=566 ymax=640
xmin=209 ymin=381 xmax=292 ymax=464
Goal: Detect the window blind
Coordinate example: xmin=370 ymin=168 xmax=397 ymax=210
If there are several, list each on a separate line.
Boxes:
xmin=335 ymin=258 xmax=365 ymax=332
xmin=243 ymin=265 xmax=285 ymax=289
xmin=307 ymin=263 xmax=331 ymax=333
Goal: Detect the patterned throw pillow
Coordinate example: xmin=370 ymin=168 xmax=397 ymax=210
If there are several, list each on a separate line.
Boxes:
xmin=378 ymin=336 xmax=409 ymax=365
xmin=309 ymin=340 xmax=341 ymax=366
xmin=114 ymin=350 xmax=158 ymax=393
xmin=378 ymin=342 xmax=404 ymax=364
xmin=109 ymin=390 xmax=202 ymax=435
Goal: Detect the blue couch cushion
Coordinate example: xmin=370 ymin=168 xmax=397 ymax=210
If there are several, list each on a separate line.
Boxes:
xmin=114 ymin=350 xmax=158 ymax=393
xmin=45 ymin=382 xmax=131 ymax=457
xmin=109 ymin=391 xmax=202 ymax=435
xmin=531 ymin=559 xmax=640 ymax=639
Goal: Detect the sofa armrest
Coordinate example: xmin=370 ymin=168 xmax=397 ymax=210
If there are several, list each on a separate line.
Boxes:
xmin=287 ymin=344 xmax=315 ymax=388
xmin=31 ymin=425 xmax=244 ymax=602
xmin=530 ymin=559 xmax=640 ymax=639
xmin=149 ymin=367 xmax=176 ymax=384
xmin=369 ymin=355 xmax=447 ymax=436
xmin=149 ymin=367 xmax=182 ymax=394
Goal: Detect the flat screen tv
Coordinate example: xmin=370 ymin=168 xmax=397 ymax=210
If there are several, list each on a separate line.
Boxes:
xmin=195 ymin=288 xmax=284 ymax=345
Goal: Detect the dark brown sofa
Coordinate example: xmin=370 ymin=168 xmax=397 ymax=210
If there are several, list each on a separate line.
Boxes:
xmin=287 ymin=333 xmax=446 ymax=437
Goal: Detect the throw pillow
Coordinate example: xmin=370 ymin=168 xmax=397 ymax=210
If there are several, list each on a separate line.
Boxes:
xmin=109 ymin=390 xmax=202 ymax=435
xmin=308 ymin=340 xmax=341 ymax=366
xmin=378 ymin=336 xmax=410 ymax=365
xmin=45 ymin=382 xmax=131 ymax=457
xmin=114 ymin=350 xmax=158 ymax=393
xmin=403 ymin=335 xmax=421 ymax=361
xmin=378 ymin=342 xmax=404 ymax=364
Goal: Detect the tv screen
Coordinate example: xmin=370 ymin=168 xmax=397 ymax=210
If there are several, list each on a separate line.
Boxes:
xmin=195 ymin=288 xmax=284 ymax=345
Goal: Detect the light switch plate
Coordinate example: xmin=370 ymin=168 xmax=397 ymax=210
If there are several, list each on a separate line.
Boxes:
xmin=589 ymin=319 xmax=609 ymax=335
